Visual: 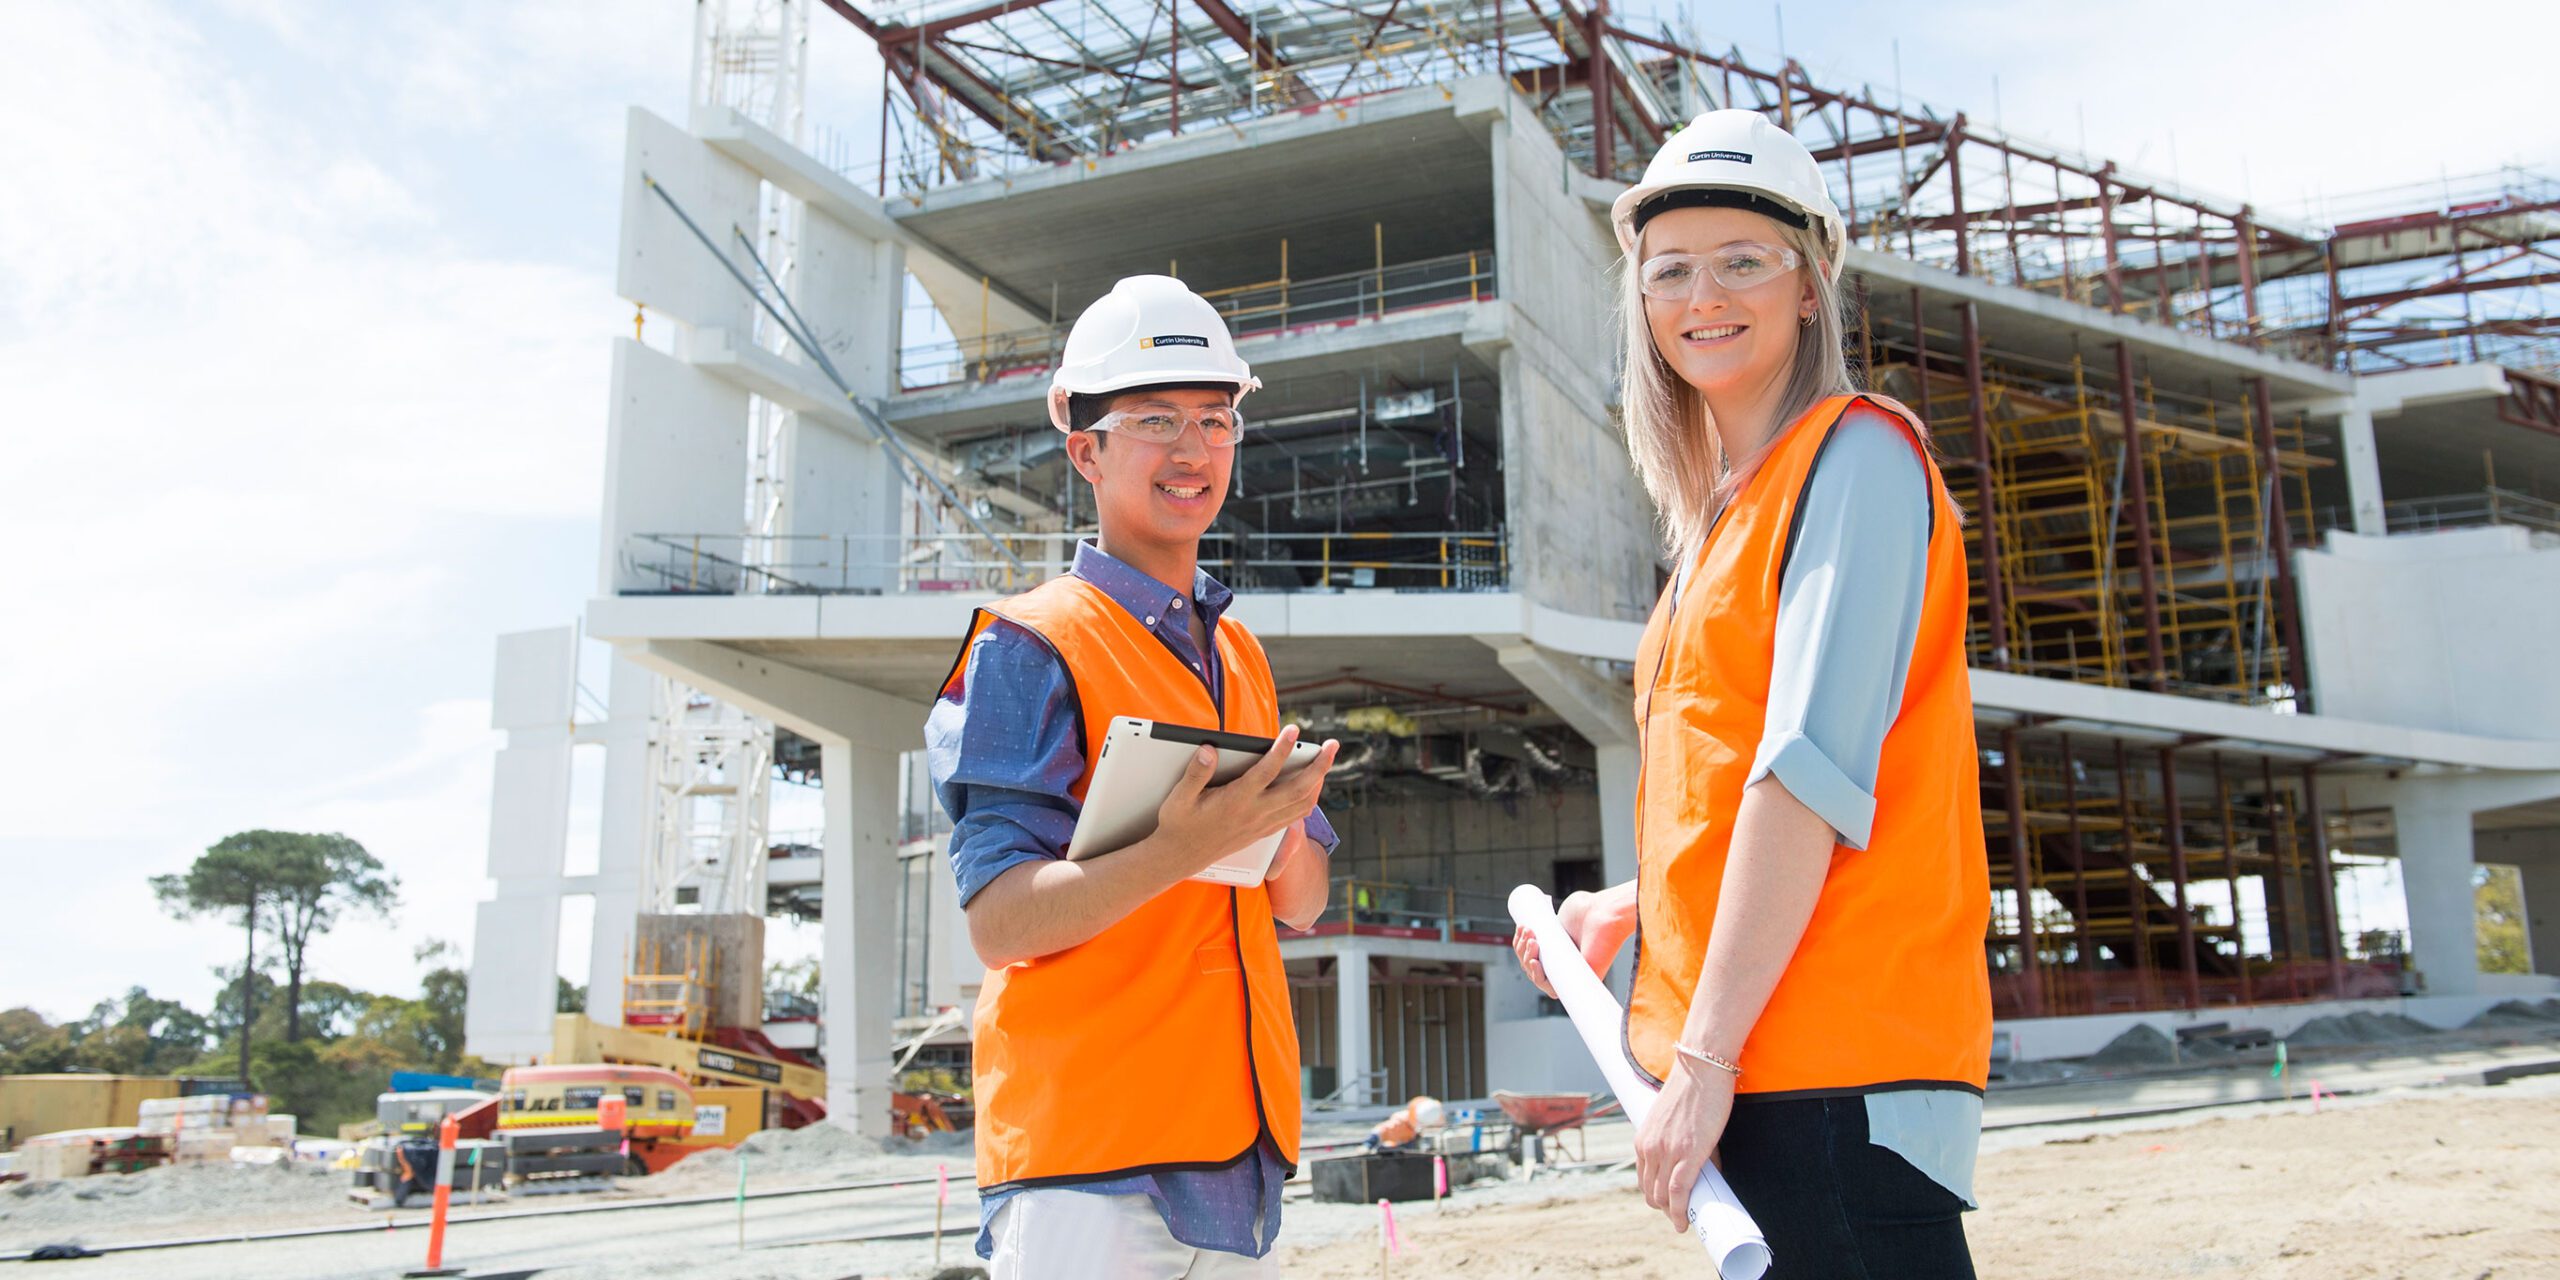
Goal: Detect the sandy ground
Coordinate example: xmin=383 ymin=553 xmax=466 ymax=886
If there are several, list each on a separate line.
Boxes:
xmin=1277 ymin=1079 xmax=2560 ymax=1279
xmin=13 ymin=1060 xmax=2559 ymax=1278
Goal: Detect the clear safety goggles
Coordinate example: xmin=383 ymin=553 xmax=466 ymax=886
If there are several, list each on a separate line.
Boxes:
xmin=1089 ymin=405 xmax=1245 ymax=448
xmin=1638 ymin=242 xmax=1804 ymax=301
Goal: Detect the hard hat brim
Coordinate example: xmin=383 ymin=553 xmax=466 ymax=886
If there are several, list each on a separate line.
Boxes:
xmin=1048 ymin=369 xmax=1263 ymax=431
xmin=1612 ymin=180 xmax=1846 ymax=280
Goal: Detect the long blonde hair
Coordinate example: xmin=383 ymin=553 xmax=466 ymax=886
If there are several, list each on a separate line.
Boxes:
xmin=1618 ymin=219 xmax=1859 ymax=565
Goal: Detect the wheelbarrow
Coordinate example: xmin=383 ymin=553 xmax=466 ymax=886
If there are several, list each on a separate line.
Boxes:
xmin=1493 ymin=1090 xmax=1618 ymax=1165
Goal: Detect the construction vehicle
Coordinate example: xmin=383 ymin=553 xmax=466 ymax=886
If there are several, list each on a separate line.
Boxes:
xmin=499 ymin=1064 xmax=694 ymax=1180
xmin=350 ymin=1088 xmax=507 ymax=1207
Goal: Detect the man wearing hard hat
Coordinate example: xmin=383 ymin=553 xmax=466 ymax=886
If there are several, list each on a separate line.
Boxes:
xmin=926 ymin=275 xmax=1341 ymax=1276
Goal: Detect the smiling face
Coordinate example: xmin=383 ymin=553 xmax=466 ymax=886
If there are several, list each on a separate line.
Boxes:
xmin=1639 ymin=205 xmax=1818 ymax=407
xmin=1064 ymin=385 xmax=1235 ymax=551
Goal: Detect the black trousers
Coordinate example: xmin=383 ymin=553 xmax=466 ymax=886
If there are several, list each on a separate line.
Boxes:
xmin=1718 ymin=1095 xmax=1976 ymax=1280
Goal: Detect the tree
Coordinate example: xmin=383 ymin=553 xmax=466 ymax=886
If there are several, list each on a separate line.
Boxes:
xmin=2478 ymin=864 xmax=2530 ymax=976
xmin=152 ymin=834 xmax=281 ymax=1083
xmin=268 ymin=834 xmax=400 ymax=1043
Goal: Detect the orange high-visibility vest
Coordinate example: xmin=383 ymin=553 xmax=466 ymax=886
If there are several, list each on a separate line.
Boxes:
xmin=1626 ymin=394 xmax=1992 ymax=1097
xmin=940 ymin=574 xmax=1303 ymax=1188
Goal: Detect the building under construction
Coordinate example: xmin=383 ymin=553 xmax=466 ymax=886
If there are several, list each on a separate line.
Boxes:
xmin=464 ymin=0 xmax=2560 ymax=1128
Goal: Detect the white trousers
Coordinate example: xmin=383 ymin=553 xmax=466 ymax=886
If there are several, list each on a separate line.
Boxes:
xmin=987 ymin=1189 xmax=1280 ymax=1280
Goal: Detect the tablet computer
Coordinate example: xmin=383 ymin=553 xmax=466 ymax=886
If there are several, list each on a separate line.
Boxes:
xmin=1065 ymin=717 xmax=1326 ymax=886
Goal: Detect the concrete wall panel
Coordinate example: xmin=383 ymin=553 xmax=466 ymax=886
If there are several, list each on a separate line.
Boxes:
xmin=464 ymin=893 xmax=564 ymax=1064
xmin=616 ymin=107 xmax=758 ymax=333
xmin=2298 ymin=526 xmax=2560 ymax=739
xmin=794 ymin=207 xmax=903 ymax=400
xmin=491 ymin=627 xmax=577 ymax=732
xmin=485 ymin=741 xmax=571 ymax=881
xmin=599 ymin=338 xmax=752 ymax=593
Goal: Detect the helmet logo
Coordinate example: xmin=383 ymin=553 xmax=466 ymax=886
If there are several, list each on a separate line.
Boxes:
xmin=1688 ymin=149 xmax=1752 ymax=164
xmin=1139 ymin=334 xmax=1210 ymax=349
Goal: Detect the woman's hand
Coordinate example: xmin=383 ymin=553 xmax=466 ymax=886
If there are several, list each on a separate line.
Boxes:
xmin=1511 ymin=880 xmax=1638 ymax=998
xmin=1636 ymin=1053 xmax=1737 ymax=1232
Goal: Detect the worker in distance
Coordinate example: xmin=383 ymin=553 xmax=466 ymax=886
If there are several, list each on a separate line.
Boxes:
xmin=926 ymin=274 xmax=1340 ymax=1277
xmin=1513 ymin=110 xmax=1993 ymax=1276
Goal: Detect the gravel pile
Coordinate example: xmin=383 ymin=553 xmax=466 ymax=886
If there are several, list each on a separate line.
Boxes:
xmin=2084 ymin=1023 xmax=2180 ymax=1068
xmin=640 ymin=1123 xmax=957 ymax=1196
xmin=2464 ymin=998 xmax=2560 ymax=1029
xmin=0 ymin=1160 xmax=343 ymax=1247
xmin=2283 ymin=1011 xmax=2438 ymax=1047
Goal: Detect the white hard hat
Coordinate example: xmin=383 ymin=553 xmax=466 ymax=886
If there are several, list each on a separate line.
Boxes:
xmin=1048 ymin=274 xmax=1261 ymax=431
xmin=1409 ymin=1096 xmax=1445 ymax=1131
xmin=1610 ymin=110 xmax=1845 ymax=281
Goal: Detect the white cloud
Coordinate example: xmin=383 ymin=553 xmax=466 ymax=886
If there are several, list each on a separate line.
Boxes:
xmin=0 ymin=0 xmax=689 ymax=1018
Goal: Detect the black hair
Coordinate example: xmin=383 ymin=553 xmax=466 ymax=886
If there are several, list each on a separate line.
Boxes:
xmin=1067 ymin=381 xmax=1241 ymax=438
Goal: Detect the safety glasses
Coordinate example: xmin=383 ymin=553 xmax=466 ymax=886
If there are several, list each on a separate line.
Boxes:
xmin=1638 ymin=242 xmax=1803 ymax=301
xmin=1090 ymin=405 xmax=1245 ymax=448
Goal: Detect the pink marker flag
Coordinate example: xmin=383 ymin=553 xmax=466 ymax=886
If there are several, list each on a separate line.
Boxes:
xmin=1379 ymin=1198 xmax=1403 ymax=1254
xmin=1434 ymin=1154 xmax=1448 ymax=1199
xmin=937 ymin=1163 xmax=950 ymax=1206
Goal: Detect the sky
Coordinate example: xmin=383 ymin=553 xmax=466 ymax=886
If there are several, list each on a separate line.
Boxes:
xmin=2 ymin=0 xmax=2550 ymax=1025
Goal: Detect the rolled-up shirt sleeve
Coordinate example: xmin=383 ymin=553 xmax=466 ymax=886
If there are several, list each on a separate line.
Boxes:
xmin=1746 ymin=408 xmax=1933 ymax=850
xmin=926 ymin=622 xmax=1086 ymax=906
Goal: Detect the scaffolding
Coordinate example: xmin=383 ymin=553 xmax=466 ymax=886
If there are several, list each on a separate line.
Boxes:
xmin=814 ymin=2 xmax=2554 ymax=377
xmin=1983 ymin=733 xmax=2380 ymax=1020
xmin=1875 ymin=319 xmax=2323 ymax=706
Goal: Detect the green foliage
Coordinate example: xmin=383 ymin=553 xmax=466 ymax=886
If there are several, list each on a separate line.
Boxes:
xmin=150 ymin=830 xmax=402 ymax=1047
xmin=556 ymin=978 xmax=586 ymax=1014
xmin=2477 ymin=864 xmax=2530 ymax=976
xmin=0 ymin=989 xmax=213 ymax=1076
xmin=766 ymin=956 xmax=820 ymax=996
xmin=4 ymin=942 xmax=490 ymax=1137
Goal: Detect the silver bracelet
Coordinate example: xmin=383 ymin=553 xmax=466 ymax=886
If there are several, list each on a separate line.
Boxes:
xmin=1675 ymin=1043 xmax=1743 ymax=1080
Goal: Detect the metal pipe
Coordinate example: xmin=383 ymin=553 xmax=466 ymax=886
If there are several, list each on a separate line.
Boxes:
xmin=2114 ymin=341 xmax=2167 ymax=689
xmin=2064 ymin=731 xmax=2092 ymax=982
xmin=2114 ymin=740 xmax=2154 ymax=1003
xmin=1962 ymin=302 xmax=2008 ymax=668
xmin=1946 ymin=117 xmax=1969 ymax=277
xmin=2160 ymin=746 xmax=2200 ymax=1009
xmin=2214 ymin=752 xmax=2250 ymax=1005
xmin=2261 ymin=754 xmax=2300 ymax=1000
xmin=1589 ymin=0 xmax=1613 ymax=179
xmin=2303 ymin=763 xmax=2347 ymax=998
xmin=2250 ymin=377 xmax=2311 ymax=709
xmin=2096 ymin=162 xmax=2123 ymax=312
xmin=2003 ymin=727 xmax=2042 ymax=1016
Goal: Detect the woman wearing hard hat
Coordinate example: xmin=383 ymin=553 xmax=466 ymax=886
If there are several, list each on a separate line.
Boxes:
xmin=1513 ymin=110 xmax=1990 ymax=1275
xmin=927 ymin=275 xmax=1341 ymax=1277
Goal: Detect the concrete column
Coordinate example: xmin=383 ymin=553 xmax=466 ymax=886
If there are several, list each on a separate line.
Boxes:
xmin=1596 ymin=743 xmax=1637 ymax=887
xmin=821 ymin=739 xmax=900 ymax=1138
xmin=2514 ymin=854 xmax=2560 ymax=978
xmin=2391 ymin=800 xmax=2482 ymax=997
xmin=2338 ymin=404 xmax=2387 ymax=536
xmin=587 ymin=657 xmax=658 ymax=1027
xmin=1595 ymin=742 xmax=1639 ymax=990
xmin=1336 ymin=948 xmax=1373 ymax=1106
xmin=2484 ymin=829 xmax=2560 ymax=978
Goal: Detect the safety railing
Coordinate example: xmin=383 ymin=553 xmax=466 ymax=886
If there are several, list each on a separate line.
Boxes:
xmin=899 ymin=249 xmax=1497 ymax=391
xmin=620 ymin=528 xmax=1509 ymax=596
xmin=2312 ymin=487 xmax=2560 ymax=540
xmin=1299 ymin=878 xmax=1513 ymax=945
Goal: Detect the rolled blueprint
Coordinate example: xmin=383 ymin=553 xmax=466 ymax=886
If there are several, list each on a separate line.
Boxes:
xmin=1508 ymin=885 xmax=1772 ymax=1280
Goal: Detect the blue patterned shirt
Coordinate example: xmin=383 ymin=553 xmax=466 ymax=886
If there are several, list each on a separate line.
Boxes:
xmin=926 ymin=541 xmax=1335 ymax=1259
